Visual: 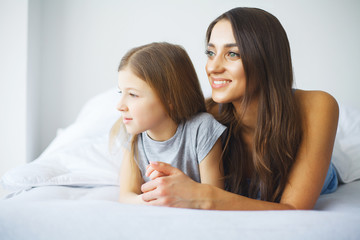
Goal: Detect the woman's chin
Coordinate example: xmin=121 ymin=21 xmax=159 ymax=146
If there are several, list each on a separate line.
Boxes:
xmin=211 ymin=93 xmax=230 ymax=104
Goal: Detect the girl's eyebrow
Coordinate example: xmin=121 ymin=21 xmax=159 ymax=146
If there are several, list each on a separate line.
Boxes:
xmin=119 ymin=87 xmax=141 ymax=92
xmin=207 ymin=43 xmax=238 ymax=48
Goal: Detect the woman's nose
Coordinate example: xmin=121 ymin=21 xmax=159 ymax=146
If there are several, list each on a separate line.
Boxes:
xmin=206 ymin=55 xmax=224 ymax=74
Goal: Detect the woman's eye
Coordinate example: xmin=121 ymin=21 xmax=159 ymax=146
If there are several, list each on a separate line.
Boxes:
xmin=205 ymin=50 xmax=215 ymax=57
xmin=129 ymin=93 xmax=138 ymax=97
xmin=228 ymin=52 xmax=240 ymax=58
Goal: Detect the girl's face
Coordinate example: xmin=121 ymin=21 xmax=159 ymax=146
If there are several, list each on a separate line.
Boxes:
xmin=205 ymin=19 xmax=247 ymax=104
xmin=117 ymin=68 xmax=172 ymax=140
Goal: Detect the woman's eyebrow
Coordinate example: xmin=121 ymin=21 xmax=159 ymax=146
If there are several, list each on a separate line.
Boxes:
xmin=225 ymin=43 xmax=238 ymax=48
xmin=207 ymin=43 xmax=238 ymax=48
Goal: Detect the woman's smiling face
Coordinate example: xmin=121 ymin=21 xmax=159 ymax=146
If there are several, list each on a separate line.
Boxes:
xmin=205 ymin=19 xmax=247 ymax=104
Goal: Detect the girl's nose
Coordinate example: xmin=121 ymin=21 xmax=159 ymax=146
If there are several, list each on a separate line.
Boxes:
xmin=116 ymin=99 xmax=128 ymax=112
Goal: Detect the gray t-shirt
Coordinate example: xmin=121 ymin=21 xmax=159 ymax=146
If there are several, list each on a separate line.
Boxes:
xmin=135 ymin=112 xmax=226 ymax=183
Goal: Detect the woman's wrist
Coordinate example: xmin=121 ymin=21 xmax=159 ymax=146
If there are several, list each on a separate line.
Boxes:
xmin=197 ymin=183 xmax=217 ymax=210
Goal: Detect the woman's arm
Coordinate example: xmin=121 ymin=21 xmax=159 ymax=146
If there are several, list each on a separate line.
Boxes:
xmin=141 ymin=162 xmax=292 ymax=210
xmin=141 ymin=90 xmax=339 ymax=210
xmin=279 ymin=90 xmax=339 ymax=209
xmin=119 ymin=148 xmax=146 ymax=204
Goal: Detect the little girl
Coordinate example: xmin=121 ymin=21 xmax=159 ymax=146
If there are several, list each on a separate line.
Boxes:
xmin=111 ymin=42 xmax=226 ymax=204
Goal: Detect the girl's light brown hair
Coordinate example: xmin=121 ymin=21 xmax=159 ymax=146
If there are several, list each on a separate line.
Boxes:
xmin=110 ymin=42 xmax=206 ymax=165
xmin=206 ymin=8 xmax=302 ymax=202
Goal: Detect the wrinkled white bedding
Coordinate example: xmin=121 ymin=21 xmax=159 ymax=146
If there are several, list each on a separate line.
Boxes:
xmin=0 ymin=181 xmax=359 ymax=240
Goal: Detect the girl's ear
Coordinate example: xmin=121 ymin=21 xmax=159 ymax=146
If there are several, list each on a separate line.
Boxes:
xmin=168 ymin=101 xmax=173 ymax=110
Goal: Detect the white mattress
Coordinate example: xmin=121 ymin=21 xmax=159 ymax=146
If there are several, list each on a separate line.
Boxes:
xmin=0 ymin=181 xmax=359 ymax=240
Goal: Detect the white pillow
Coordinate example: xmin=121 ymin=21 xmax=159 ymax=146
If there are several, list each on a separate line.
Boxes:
xmin=41 ymin=88 xmax=121 ymax=156
xmin=332 ymin=104 xmax=360 ymax=183
xmin=1 ymin=88 xmax=123 ymax=191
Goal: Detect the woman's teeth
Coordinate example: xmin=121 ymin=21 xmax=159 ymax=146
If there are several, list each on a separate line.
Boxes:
xmin=214 ymin=80 xmax=230 ymax=84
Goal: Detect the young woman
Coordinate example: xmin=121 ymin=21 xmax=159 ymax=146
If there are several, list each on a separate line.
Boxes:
xmin=140 ymin=8 xmax=339 ymax=210
xmin=112 ymin=42 xmax=226 ymax=204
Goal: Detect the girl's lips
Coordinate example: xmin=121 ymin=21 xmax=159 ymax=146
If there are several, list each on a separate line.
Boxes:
xmin=211 ymin=78 xmax=232 ymax=89
xmin=123 ymin=117 xmax=132 ymax=124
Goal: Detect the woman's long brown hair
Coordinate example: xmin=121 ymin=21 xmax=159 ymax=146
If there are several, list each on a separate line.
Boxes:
xmin=110 ymin=42 xmax=206 ymax=168
xmin=206 ymin=8 xmax=302 ymax=202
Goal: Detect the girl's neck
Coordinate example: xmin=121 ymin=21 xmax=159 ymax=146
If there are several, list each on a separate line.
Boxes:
xmin=146 ymin=118 xmax=178 ymax=142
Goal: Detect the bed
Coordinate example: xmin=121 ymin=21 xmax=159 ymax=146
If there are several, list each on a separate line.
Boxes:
xmin=1 ymin=89 xmax=360 ymax=240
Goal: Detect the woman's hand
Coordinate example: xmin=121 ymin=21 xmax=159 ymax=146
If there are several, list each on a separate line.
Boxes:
xmin=141 ymin=161 xmax=210 ymax=209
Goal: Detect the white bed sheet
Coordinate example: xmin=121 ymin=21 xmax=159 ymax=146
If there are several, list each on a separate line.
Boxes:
xmin=3 ymin=185 xmax=120 ymax=202
xmin=0 ymin=181 xmax=359 ymax=240
xmin=2 ymin=180 xmax=358 ymax=211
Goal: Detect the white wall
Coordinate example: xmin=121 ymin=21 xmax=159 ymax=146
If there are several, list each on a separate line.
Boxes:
xmin=1 ymin=0 xmax=360 ymax=179
xmin=34 ymin=0 xmax=360 ymax=157
xmin=284 ymin=0 xmax=360 ymax=109
xmin=0 ymin=0 xmax=28 ymax=196
xmin=27 ymin=0 xmax=41 ymax=165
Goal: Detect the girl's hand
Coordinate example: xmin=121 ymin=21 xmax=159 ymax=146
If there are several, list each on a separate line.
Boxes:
xmin=145 ymin=162 xmax=167 ymax=180
xmin=141 ymin=162 xmax=208 ymax=209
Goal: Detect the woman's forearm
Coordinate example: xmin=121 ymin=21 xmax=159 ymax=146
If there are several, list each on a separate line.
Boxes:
xmin=201 ymin=184 xmax=297 ymax=211
xmin=141 ymin=162 xmax=299 ymax=210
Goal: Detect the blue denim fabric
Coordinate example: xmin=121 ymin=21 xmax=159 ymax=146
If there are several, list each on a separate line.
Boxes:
xmin=320 ymin=162 xmax=338 ymax=195
xmin=252 ymin=162 xmax=338 ymax=199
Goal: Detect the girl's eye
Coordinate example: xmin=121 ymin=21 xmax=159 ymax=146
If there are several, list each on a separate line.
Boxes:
xmin=205 ymin=50 xmax=215 ymax=57
xmin=129 ymin=93 xmax=138 ymax=98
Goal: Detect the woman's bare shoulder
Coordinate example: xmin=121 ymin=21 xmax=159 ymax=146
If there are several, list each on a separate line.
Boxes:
xmin=294 ymin=89 xmax=339 ymax=125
